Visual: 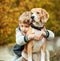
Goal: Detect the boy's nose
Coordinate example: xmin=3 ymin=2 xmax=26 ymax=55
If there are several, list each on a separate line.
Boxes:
xmin=23 ymin=28 xmax=26 ymax=31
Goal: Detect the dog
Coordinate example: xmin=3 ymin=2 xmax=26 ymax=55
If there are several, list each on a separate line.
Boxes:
xmin=30 ymin=8 xmax=49 ymax=61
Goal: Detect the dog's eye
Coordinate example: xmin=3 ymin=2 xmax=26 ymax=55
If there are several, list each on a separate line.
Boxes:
xmin=37 ymin=12 xmax=39 ymax=14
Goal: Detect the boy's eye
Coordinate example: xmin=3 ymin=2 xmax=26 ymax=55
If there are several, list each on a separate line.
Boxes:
xmin=21 ymin=25 xmax=23 ymax=27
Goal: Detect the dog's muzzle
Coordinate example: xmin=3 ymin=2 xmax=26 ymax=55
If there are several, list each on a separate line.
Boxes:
xmin=31 ymin=16 xmax=35 ymax=22
xmin=31 ymin=16 xmax=34 ymax=19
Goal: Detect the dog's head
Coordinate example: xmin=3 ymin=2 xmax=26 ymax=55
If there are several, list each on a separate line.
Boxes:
xmin=30 ymin=8 xmax=49 ymax=27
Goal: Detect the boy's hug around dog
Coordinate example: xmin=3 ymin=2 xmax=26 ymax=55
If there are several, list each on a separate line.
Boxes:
xmin=13 ymin=8 xmax=55 ymax=61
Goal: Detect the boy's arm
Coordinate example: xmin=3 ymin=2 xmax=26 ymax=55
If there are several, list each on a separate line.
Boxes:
xmin=45 ymin=30 xmax=55 ymax=40
xmin=16 ymin=27 xmax=28 ymax=46
xmin=27 ymin=29 xmax=55 ymax=41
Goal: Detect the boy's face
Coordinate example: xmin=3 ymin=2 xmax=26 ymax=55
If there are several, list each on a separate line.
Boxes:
xmin=19 ymin=22 xmax=30 ymax=35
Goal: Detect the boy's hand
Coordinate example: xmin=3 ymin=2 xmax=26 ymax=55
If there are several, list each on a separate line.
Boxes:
xmin=28 ymin=31 xmax=43 ymax=41
xmin=32 ymin=30 xmax=46 ymax=41
xmin=27 ymin=33 xmax=35 ymax=41
xmin=41 ymin=30 xmax=46 ymax=37
xmin=33 ymin=30 xmax=43 ymax=41
xmin=27 ymin=29 xmax=46 ymax=41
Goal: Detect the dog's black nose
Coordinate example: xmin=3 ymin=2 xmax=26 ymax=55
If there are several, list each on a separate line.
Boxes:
xmin=31 ymin=16 xmax=34 ymax=19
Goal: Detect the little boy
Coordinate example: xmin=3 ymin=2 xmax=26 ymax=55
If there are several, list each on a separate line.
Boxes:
xmin=12 ymin=11 xmax=34 ymax=61
xmin=12 ymin=11 xmax=54 ymax=61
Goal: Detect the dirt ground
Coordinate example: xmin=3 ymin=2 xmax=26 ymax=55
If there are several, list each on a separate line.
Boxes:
xmin=0 ymin=37 xmax=60 ymax=61
xmin=0 ymin=45 xmax=15 ymax=61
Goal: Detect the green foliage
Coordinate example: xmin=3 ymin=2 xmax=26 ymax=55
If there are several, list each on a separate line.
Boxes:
xmin=0 ymin=0 xmax=60 ymax=45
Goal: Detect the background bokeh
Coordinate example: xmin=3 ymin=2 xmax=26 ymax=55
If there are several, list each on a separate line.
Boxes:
xmin=0 ymin=0 xmax=60 ymax=45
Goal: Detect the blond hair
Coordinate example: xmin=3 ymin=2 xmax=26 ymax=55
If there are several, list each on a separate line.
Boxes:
xmin=19 ymin=11 xmax=31 ymax=25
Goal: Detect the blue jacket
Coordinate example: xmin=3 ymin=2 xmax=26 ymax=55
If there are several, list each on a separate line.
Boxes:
xmin=13 ymin=44 xmax=24 ymax=57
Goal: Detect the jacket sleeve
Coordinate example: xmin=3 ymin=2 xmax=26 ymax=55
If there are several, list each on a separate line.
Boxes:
xmin=16 ymin=28 xmax=28 ymax=46
xmin=45 ymin=30 xmax=55 ymax=40
xmin=13 ymin=44 xmax=24 ymax=57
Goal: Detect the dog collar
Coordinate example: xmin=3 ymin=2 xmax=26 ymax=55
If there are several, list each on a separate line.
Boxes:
xmin=30 ymin=23 xmax=44 ymax=30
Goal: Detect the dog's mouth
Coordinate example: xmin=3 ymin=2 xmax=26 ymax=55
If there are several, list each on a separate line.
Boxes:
xmin=32 ymin=19 xmax=35 ymax=22
xmin=31 ymin=18 xmax=42 ymax=24
xmin=31 ymin=19 xmax=40 ymax=25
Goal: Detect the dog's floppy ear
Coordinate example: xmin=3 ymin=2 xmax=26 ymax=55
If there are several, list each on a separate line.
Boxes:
xmin=40 ymin=8 xmax=49 ymax=23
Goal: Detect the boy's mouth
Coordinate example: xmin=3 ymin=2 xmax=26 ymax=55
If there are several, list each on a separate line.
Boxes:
xmin=22 ymin=31 xmax=27 ymax=35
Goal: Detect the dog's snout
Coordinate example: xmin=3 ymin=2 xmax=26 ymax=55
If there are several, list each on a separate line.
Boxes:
xmin=31 ymin=16 xmax=34 ymax=19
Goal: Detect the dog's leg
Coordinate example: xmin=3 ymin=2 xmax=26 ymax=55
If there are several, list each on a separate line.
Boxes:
xmin=28 ymin=41 xmax=33 ymax=61
xmin=40 ymin=39 xmax=46 ymax=61
xmin=46 ymin=50 xmax=50 ymax=61
xmin=41 ymin=49 xmax=45 ymax=61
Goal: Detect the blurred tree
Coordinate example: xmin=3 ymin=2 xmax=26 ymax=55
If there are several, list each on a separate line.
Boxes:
xmin=0 ymin=0 xmax=60 ymax=45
